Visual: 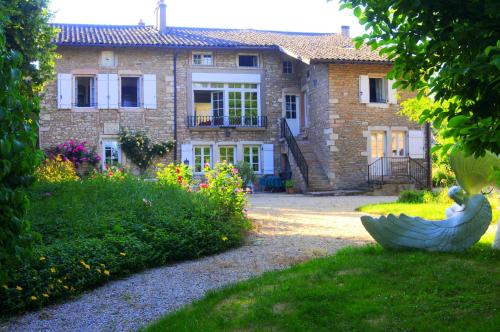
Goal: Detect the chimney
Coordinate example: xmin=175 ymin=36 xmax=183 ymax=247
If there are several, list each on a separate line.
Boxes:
xmin=341 ymin=25 xmax=350 ymax=38
xmin=158 ymin=0 xmax=167 ymax=33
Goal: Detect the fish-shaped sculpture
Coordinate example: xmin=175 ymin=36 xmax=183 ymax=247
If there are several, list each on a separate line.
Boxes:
xmin=361 ymin=190 xmax=492 ymax=252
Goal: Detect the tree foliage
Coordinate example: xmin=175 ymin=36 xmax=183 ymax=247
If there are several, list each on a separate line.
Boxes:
xmin=339 ymin=0 xmax=500 ymax=156
xmin=0 ymin=0 xmax=56 ymax=282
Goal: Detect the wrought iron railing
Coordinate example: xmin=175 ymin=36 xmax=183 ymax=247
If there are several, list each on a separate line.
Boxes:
xmin=187 ymin=116 xmax=267 ymax=128
xmin=368 ymin=157 xmax=428 ymax=188
xmin=281 ymin=118 xmax=308 ymax=186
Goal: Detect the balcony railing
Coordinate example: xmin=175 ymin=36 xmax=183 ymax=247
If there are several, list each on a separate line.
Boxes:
xmin=187 ymin=116 xmax=267 ymax=128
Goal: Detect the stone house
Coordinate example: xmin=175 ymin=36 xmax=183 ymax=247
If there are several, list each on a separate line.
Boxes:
xmin=40 ymin=2 xmax=428 ymax=192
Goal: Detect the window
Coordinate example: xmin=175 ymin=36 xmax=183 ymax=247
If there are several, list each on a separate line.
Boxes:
xmin=75 ymin=76 xmax=96 ymax=107
xmin=219 ymin=146 xmax=235 ymax=164
xmin=238 ymin=55 xmax=258 ymax=67
xmin=102 ymin=140 xmax=121 ymax=168
xmin=194 ymin=146 xmax=212 ymax=172
xmin=244 ymin=145 xmax=260 ymax=172
xmin=193 ymin=53 xmax=213 ymax=66
xmin=121 ymin=77 xmax=140 ymax=107
xmin=369 ymin=78 xmax=387 ymax=103
xmin=283 ymin=61 xmax=293 ymax=74
xmin=391 ymin=131 xmax=406 ymax=157
xmin=285 ymin=95 xmax=297 ymax=119
xmin=192 ymin=82 xmax=260 ymax=126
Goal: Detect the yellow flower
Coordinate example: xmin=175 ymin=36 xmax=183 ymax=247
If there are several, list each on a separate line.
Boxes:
xmin=97 ymin=268 xmax=102 ymax=273
xmin=79 ymin=260 xmax=91 ymax=270
xmin=43 ymin=293 xmax=49 ymax=298
xmin=2 ymin=284 xmax=8 ymax=290
xmin=39 ymin=256 xmax=46 ymax=262
xmin=30 ymin=296 xmax=38 ymax=301
xmin=16 ymin=286 xmax=23 ymax=291
xmin=50 ymin=267 xmax=57 ymax=273
xmin=119 ymin=252 xmax=126 ymax=256
xmin=103 ymin=270 xmax=110 ymax=276
xmin=63 ymin=285 xmax=69 ymax=290
xmin=221 ymin=236 xmax=228 ymax=241
xmin=100 ymin=263 xmax=105 ymax=267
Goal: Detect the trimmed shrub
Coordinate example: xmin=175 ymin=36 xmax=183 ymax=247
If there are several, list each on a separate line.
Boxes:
xmin=0 ymin=176 xmax=250 ymax=316
xmin=397 ymin=190 xmax=425 ymax=203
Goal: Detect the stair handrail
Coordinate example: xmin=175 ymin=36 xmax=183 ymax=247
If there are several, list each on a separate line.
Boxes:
xmin=281 ymin=118 xmax=308 ymax=186
xmin=408 ymin=157 xmax=427 ymax=188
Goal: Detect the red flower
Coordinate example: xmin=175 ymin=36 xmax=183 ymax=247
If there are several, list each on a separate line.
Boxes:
xmin=176 ymin=167 xmax=181 ymax=174
xmin=108 ymin=172 xmax=114 ymax=177
xmin=177 ymin=176 xmax=183 ymax=184
xmin=199 ymin=183 xmax=209 ymax=189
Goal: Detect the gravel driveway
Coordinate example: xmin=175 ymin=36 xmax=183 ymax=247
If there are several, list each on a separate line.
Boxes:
xmin=2 ymin=194 xmax=396 ymax=332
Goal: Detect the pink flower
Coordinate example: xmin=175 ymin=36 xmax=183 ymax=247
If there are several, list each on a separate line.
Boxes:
xmin=199 ymin=183 xmax=209 ymax=189
xmin=232 ymin=168 xmax=239 ymax=174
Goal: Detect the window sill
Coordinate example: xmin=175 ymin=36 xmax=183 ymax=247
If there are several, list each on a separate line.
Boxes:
xmin=366 ymin=102 xmax=390 ymax=108
xmin=72 ymin=108 xmax=99 ymax=113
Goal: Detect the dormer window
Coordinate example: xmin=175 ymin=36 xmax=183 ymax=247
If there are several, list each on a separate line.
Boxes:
xmin=193 ymin=52 xmax=213 ymax=66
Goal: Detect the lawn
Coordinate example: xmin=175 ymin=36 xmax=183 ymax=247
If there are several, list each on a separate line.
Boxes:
xmin=0 ymin=171 xmax=249 ymax=316
xmin=146 ymin=233 xmax=500 ymax=332
xmin=357 ymin=201 xmax=499 ymax=223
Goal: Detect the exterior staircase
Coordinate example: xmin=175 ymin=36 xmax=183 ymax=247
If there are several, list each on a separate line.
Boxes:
xmin=281 ymin=119 xmax=332 ymax=193
xmin=295 ymin=140 xmax=332 ymax=192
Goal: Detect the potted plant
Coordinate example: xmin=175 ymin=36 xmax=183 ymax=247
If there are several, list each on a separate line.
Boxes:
xmin=285 ymin=179 xmax=295 ymax=194
xmin=235 ymin=161 xmax=257 ymax=192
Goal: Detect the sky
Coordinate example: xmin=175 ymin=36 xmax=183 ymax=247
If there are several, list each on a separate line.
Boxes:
xmin=49 ymin=0 xmax=365 ymax=36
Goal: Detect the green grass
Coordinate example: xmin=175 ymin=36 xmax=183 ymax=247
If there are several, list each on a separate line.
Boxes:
xmin=357 ymin=201 xmax=499 ymax=223
xmin=146 ymin=235 xmax=500 ymax=332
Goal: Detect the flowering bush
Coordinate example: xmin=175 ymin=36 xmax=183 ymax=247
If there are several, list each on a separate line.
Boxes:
xmin=199 ymin=162 xmax=247 ymax=221
xmin=89 ymin=165 xmax=129 ymax=181
xmin=156 ymin=163 xmax=193 ymax=189
xmin=34 ymin=156 xmax=79 ymax=183
xmin=49 ymin=140 xmax=100 ymax=167
xmin=0 ymin=176 xmax=250 ymax=315
xmin=119 ymin=131 xmax=174 ymax=174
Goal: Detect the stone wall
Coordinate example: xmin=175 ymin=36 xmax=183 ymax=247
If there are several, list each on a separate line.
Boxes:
xmin=326 ymin=63 xmax=420 ymax=189
xmin=40 ymin=47 xmax=176 ymax=166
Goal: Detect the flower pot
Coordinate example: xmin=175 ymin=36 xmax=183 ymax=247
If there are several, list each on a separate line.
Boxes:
xmin=286 ymin=187 xmax=295 ymax=194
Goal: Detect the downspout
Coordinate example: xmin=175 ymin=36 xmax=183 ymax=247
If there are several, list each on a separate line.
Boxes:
xmin=425 ymin=122 xmax=432 ymax=189
xmin=173 ymin=50 xmax=178 ymax=161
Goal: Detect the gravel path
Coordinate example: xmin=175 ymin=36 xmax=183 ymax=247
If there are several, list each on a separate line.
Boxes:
xmin=2 ymin=194 xmax=396 ymax=332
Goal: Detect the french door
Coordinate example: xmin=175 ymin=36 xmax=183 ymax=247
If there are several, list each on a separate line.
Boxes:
xmin=370 ymin=131 xmax=389 ymax=176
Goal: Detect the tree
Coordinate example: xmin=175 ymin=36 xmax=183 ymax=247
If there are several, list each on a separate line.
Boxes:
xmin=338 ymin=0 xmax=499 ymax=157
xmin=0 ymin=0 xmax=55 ymax=282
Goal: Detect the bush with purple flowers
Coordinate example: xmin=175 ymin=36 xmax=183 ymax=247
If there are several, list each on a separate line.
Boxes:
xmin=49 ymin=140 xmax=101 ymax=167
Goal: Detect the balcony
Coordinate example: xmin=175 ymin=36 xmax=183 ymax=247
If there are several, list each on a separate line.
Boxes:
xmin=187 ymin=116 xmax=268 ymax=129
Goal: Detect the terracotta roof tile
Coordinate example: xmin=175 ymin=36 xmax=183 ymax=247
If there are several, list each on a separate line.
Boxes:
xmin=52 ymin=24 xmax=389 ymax=63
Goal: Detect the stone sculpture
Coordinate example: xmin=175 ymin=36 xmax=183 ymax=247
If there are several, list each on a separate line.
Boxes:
xmin=361 ymin=147 xmax=499 ymax=252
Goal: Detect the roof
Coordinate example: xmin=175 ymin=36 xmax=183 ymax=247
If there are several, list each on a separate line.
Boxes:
xmin=52 ymin=23 xmax=389 ymax=64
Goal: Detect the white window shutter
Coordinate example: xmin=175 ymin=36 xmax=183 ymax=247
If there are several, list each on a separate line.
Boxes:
xmin=262 ymin=144 xmax=274 ymax=174
xmin=409 ymin=130 xmax=425 ymax=158
xmin=97 ymin=74 xmax=109 ymax=109
xmin=388 ymin=79 xmax=397 ymax=104
xmin=359 ymin=75 xmax=369 ymax=103
xmin=57 ymin=73 xmax=72 ymax=109
xmin=181 ymin=144 xmax=193 ymax=168
xmin=143 ymin=74 xmax=157 ymax=109
xmin=108 ymin=74 xmax=119 ymax=109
